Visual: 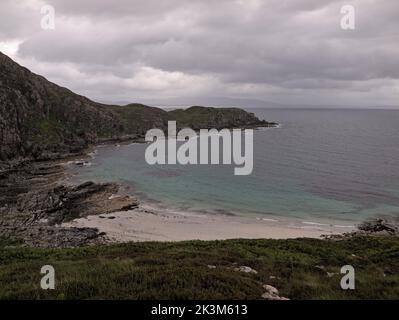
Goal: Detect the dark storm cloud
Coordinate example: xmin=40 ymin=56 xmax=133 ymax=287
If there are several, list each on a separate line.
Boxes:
xmin=1 ymin=0 xmax=398 ymax=106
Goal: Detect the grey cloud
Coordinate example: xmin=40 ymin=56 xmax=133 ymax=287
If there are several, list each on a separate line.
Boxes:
xmin=0 ymin=0 xmax=42 ymax=40
xmin=1 ymin=0 xmax=398 ymax=106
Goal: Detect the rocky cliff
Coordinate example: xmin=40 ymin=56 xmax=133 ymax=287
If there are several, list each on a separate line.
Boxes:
xmin=0 ymin=52 xmax=274 ymax=161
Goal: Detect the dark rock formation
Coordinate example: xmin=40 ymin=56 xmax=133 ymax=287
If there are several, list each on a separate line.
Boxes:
xmin=358 ymin=218 xmax=398 ymax=236
xmin=324 ymin=218 xmax=399 ymax=240
xmin=0 ymin=160 xmax=138 ymax=247
xmin=18 ymin=181 xmax=138 ymax=225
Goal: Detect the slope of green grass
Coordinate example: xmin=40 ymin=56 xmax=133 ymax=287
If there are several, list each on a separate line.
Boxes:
xmin=0 ymin=237 xmax=398 ymax=300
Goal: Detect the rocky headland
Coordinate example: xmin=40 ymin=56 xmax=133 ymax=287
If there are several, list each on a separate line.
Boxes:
xmin=0 ymin=51 xmax=275 ymax=163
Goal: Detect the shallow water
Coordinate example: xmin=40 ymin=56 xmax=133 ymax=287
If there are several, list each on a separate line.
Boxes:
xmin=68 ymin=108 xmax=399 ymax=227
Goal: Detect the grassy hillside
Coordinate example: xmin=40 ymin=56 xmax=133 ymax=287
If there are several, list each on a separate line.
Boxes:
xmin=167 ymin=106 xmax=274 ymax=130
xmin=1 ymin=236 xmax=398 ymax=300
xmin=108 ymin=104 xmax=276 ymax=136
xmin=108 ymin=104 xmax=168 ymax=135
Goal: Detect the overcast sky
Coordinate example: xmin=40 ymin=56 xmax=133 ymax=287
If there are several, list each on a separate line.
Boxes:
xmin=1 ymin=0 xmax=398 ymax=107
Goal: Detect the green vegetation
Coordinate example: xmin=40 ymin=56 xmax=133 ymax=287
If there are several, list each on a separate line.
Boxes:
xmin=169 ymin=106 xmax=246 ymax=124
xmin=108 ymin=104 xmax=270 ymax=136
xmin=109 ymin=104 xmax=167 ymax=135
xmin=26 ymin=118 xmax=63 ymax=145
xmin=167 ymin=106 xmax=266 ymax=129
xmin=1 ymin=236 xmax=398 ymax=300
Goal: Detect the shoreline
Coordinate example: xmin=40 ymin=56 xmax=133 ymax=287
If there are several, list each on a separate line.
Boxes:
xmin=60 ymin=139 xmax=359 ymax=243
xmin=62 ymin=200 xmax=353 ymax=242
xmin=3 ymin=125 xmax=304 ymax=248
xmin=1 ymin=136 xmax=396 ymax=247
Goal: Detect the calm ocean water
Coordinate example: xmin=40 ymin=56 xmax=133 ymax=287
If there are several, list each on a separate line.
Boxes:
xmin=69 ymin=108 xmax=399 ymax=227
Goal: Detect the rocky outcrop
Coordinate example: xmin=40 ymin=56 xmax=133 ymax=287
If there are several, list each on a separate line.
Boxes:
xmin=3 ymin=224 xmax=106 ymax=248
xmin=324 ymin=218 xmax=399 ymax=240
xmin=0 ymin=160 xmax=138 ymax=247
xmin=358 ymin=218 xmax=398 ymax=235
xmin=261 ymin=284 xmax=289 ymax=300
xmin=18 ymin=181 xmax=138 ymax=225
xmin=234 ymin=266 xmax=258 ymax=274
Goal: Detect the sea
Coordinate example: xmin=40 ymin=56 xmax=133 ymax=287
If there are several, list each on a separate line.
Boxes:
xmin=68 ymin=108 xmax=399 ymax=229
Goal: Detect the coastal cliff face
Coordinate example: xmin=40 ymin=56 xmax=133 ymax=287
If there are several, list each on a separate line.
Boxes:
xmin=0 ymin=52 xmax=273 ymax=161
xmin=0 ymin=52 xmax=123 ymax=161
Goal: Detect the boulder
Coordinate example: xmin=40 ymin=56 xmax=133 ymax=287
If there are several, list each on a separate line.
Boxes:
xmin=234 ymin=266 xmax=258 ymax=274
xmin=261 ymin=284 xmax=289 ymax=300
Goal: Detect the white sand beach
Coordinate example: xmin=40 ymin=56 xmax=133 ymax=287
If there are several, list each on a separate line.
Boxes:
xmin=62 ymin=204 xmax=353 ymax=242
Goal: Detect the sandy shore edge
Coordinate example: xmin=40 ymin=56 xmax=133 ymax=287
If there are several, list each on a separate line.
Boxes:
xmin=61 ymin=141 xmax=356 ymax=243
xmin=62 ymin=202 xmax=354 ymax=242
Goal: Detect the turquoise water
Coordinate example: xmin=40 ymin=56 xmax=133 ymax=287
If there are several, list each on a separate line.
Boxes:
xmin=69 ymin=108 xmax=399 ymax=226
